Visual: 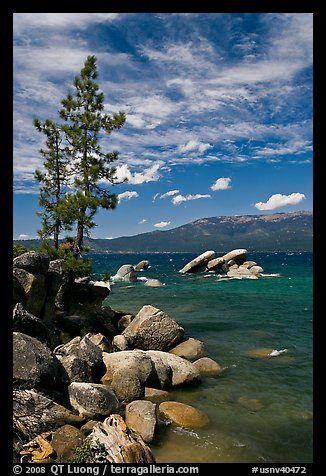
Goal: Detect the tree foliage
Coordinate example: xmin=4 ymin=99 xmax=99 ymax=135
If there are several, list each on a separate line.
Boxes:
xmin=34 ymin=55 xmax=126 ymax=256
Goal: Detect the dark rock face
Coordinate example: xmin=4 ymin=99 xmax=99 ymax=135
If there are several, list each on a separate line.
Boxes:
xmin=13 ymin=332 xmax=59 ymax=388
xmin=13 ymin=303 xmax=53 ymax=346
xmin=54 ymin=335 xmax=105 ymax=384
xmin=13 ymin=268 xmax=47 ymax=317
xmin=13 ymin=251 xmax=49 ymax=275
xmin=13 ymin=389 xmax=84 ymax=438
xmin=13 ymin=277 xmax=26 ymax=307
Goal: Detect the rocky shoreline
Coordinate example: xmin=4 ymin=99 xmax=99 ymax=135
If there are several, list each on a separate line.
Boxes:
xmin=13 ymin=251 xmax=224 ymax=463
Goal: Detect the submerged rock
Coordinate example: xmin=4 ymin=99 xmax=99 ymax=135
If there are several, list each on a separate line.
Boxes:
xmin=144 ymin=279 xmax=163 ymax=287
xmin=192 ymin=357 xmax=224 ymax=376
xmin=158 ymin=401 xmax=209 ymax=429
xmin=245 ymin=348 xmax=288 ymax=359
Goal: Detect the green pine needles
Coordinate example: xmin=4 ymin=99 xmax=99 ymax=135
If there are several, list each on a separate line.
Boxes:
xmin=34 ymin=55 xmax=126 ymax=258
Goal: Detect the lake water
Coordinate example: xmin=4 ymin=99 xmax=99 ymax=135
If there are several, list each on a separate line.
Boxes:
xmin=90 ymin=251 xmax=313 ymax=463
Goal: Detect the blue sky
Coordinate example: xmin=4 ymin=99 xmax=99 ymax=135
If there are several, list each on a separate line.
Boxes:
xmin=13 ymin=13 xmax=313 ymax=240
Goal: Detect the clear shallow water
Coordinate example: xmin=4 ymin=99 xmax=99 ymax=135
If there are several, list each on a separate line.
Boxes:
xmin=90 ymin=252 xmax=313 ymax=463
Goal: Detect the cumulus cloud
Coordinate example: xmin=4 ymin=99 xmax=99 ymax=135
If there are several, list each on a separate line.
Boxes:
xmin=138 ymin=218 xmax=147 ymax=224
xmin=254 ymin=193 xmax=306 ymax=211
xmin=172 ymin=193 xmax=211 ymax=205
xmin=114 ymin=162 xmax=162 ymax=185
xmin=18 ymin=234 xmax=30 ymax=240
xmin=117 ymin=191 xmax=139 ymax=202
xmin=154 ymin=221 xmax=171 ymax=228
xmin=211 ymin=177 xmax=232 ymax=191
xmin=179 ymin=140 xmax=212 ymax=154
xmin=160 ymin=189 xmax=180 ymax=199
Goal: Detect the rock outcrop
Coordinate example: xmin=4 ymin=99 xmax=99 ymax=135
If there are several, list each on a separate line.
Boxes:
xmin=12 ymin=250 xmax=222 ymax=464
xmin=180 ymin=248 xmax=265 ymax=278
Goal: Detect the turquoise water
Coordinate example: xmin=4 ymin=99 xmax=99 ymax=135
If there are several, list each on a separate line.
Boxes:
xmin=90 ymin=252 xmax=313 ymax=463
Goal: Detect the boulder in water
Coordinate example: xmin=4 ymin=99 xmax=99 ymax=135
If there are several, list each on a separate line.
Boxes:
xmin=179 ymin=250 xmax=215 ymax=273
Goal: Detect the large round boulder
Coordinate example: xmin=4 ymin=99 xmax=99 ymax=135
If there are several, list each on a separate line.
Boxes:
xmin=122 ymin=305 xmax=184 ymax=351
xmin=192 ymin=357 xmax=224 ymax=376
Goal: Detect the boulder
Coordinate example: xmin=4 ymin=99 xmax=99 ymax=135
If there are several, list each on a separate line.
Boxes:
xmin=13 ymin=276 xmax=26 ymax=307
xmin=146 ymin=350 xmax=200 ymax=387
xmin=13 ymin=303 xmax=52 ymax=346
xmin=13 ymin=268 xmax=47 ymax=317
xmin=90 ymin=283 xmax=111 ymax=303
xmin=135 ymin=260 xmax=150 ymax=271
xmin=80 ymin=420 xmax=99 ymax=436
xmin=144 ymin=279 xmax=163 ymax=287
xmin=125 ymin=400 xmax=157 ymax=442
xmin=122 ymin=305 xmax=184 ymax=352
xmin=192 ymin=357 xmax=224 ymax=376
xmin=222 ymin=249 xmax=247 ymax=264
xmin=110 ymin=368 xmax=144 ymax=402
xmin=115 ymin=265 xmax=137 ymax=282
xmin=85 ymin=332 xmax=112 ymax=353
xmin=43 ymin=260 xmax=74 ymax=318
xmin=13 ymin=332 xmax=59 ymax=388
xmin=68 ymin=382 xmax=120 ymax=418
xmin=179 ymin=250 xmax=215 ymax=273
xmin=13 ymin=251 xmax=49 ymax=275
xmin=102 ymin=350 xmax=154 ymax=402
xmin=158 ymin=401 xmax=209 ymax=429
xmin=144 ymin=388 xmax=171 ymax=404
xmin=169 ymin=338 xmax=206 ymax=362
xmin=102 ymin=350 xmax=154 ymax=385
xmin=117 ymin=314 xmax=134 ymax=332
xmin=112 ymin=334 xmax=130 ymax=351
xmin=87 ymin=414 xmax=155 ymax=463
xmin=238 ymin=396 xmax=263 ymax=412
xmin=206 ymin=257 xmax=225 ymax=271
xmin=242 ymin=261 xmax=257 ymax=269
xmin=51 ymin=425 xmax=85 ymax=463
xmin=13 ymin=389 xmax=84 ymax=438
xmin=249 ymin=265 xmax=264 ymax=275
xmin=54 ymin=335 xmax=105 ymax=383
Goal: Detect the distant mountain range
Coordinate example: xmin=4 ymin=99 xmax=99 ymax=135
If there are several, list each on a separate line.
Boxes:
xmin=14 ymin=211 xmax=313 ymax=253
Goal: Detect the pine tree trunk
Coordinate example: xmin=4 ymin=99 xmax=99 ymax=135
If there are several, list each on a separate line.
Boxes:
xmin=73 ymin=219 xmax=84 ymax=257
xmin=53 ymin=225 xmax=59 ymax=250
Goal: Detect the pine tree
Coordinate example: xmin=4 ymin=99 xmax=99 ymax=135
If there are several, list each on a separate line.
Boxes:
xmin=59 ymin=55 xmax=126 ymax=255
xmin=34 ymin=119 xmax=70 ymax=250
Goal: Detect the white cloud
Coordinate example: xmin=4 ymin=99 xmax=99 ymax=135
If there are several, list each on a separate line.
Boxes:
xmin=179 ymin=140 xmax=212 ymax=154
xmin=18 ymin=234 xmax=30 ymax=240
xmin=138 ymin=218 xmax=147 ymax=224
xmin=114 ymin=162 xmax=162 ymax=185
xmin=117 ymin=191 xmax=139 ymax=202
xmin=211 ymin=177 xmax=232 ymax=191
xmin=13 ymin=13 xmax=120 ymax=34
xmin=160 ymin=190 xmax=180 ymax=199
xmin=172 ymin=193 xmax=211 ymax=205
xmin=154 ymin=221 xmax=171 ymax=228
xmin=254 ymin=193 xmax=306 ymax=211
